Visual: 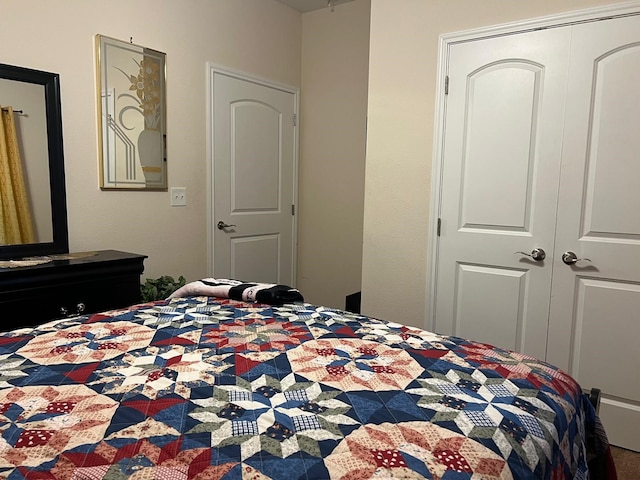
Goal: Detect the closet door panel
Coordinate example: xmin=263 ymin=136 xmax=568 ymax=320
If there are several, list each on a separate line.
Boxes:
xmin=587 ymin=41 xmax=640 ymax=235
xmin=434 ymin=28 xmax=571 ymax=359
xmin=547 ymin=14 xmax=640 ymax=452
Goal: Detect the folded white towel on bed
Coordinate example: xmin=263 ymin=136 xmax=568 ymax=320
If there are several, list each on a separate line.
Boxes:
xmin=168 ymin=278 xmax=304 ymax=305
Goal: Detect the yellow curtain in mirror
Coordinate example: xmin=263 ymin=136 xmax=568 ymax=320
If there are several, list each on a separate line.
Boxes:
xmin=0 ymin=106 xmax=34 ymax=245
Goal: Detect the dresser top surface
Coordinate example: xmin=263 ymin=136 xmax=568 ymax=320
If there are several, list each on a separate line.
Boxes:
xmin=0 ymin=250 xmax=147 ymax=280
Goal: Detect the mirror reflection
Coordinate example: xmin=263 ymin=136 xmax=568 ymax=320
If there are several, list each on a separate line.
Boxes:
xmin=96 ymin=35 xmax=167 ymax=190
xmin=0 ymin=76 xmax=52 ymax=245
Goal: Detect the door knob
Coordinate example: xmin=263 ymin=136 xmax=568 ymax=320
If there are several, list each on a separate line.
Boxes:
xmin=217 ymin=221 xmax=236 ymax=230
xmin=562 ymin=251 xmax=591 ymax=265
xmin=514 ymin=248 xmax=546 ymax=261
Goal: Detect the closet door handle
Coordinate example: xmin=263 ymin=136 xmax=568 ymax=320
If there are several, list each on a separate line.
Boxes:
xmin=514 ymin=248 xmax=546 ymax=261
xmin=562 ymin=251 xmax=591 ymax=265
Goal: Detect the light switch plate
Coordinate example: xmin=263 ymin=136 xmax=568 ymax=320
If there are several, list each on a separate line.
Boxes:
xmin=170 ymin=187 xmax=186 ymax=206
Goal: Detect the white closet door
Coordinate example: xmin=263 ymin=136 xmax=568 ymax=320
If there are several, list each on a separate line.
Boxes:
xmin=547 ymin=15 xmax=640 ymax=452
xmin=434 ymin=28 xmax=571 ymax=359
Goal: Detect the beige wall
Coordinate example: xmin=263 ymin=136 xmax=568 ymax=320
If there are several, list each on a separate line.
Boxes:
xmin=362 ymin=0 xmax=625 ymax=328
xmin=0 ymin=0 xmax=301 ymax=282
xmin=297 ymin=0 xmax=370 ymax=308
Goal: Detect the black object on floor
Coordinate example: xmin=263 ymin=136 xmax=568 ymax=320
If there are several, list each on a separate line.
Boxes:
xmin=345 ymin=291 xmax=361 ymax=313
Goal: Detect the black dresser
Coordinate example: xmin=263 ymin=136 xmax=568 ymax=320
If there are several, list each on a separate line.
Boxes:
xmin=0 ymin=250 xmax=146 ymax=331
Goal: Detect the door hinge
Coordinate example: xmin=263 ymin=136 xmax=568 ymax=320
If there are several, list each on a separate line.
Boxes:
xmin=291 ymin=204 xmax=295 ymax=215
xmin=292 ymin=113 xmax=297 ymax=126
xmin=444 ymin=76 xmax=449 ymax=95
xmin=437 ymin=218 xmax=441 ymax=236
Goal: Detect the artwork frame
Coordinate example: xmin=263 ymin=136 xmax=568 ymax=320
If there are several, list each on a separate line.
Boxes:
xmin=95 ymin=35 xmax=167 ymax=190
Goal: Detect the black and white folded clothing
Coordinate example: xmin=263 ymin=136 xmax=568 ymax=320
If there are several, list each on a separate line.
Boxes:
xmin=168 ymin=278 xmax=304 ymax=305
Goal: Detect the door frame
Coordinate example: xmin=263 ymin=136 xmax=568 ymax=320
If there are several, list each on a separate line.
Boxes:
xmin=206 ymin=63 xmax=300 ymax=281
xmin=426 ymin=0 xmax=640 ymax=330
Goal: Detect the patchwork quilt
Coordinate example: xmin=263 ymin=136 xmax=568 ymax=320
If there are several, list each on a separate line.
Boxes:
xmin=0 ymin=296 xmax=612 ymax=479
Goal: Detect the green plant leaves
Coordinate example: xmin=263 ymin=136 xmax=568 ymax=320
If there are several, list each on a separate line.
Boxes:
xmin=140 ymin=275 xmax=186 ymax=302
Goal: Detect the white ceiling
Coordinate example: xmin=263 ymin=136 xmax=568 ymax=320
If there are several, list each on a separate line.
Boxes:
xmin=274 ymin=0 xmax=354 ymax=13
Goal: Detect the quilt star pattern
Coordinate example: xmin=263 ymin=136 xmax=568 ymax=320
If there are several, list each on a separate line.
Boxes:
xmin=0 ymin=296 xmax=608 ymax=479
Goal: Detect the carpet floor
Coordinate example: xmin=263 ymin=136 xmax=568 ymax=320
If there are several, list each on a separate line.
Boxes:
xmin=610 ymin=446 xmax=640 ymax=479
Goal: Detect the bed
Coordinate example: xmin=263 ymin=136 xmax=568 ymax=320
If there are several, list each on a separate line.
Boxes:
xmin=0 ymin=280 xmax=615 ymax=479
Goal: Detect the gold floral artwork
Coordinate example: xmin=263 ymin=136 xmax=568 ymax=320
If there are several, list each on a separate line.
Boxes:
xmin=116 ymin=57 xmax=162 ymax=131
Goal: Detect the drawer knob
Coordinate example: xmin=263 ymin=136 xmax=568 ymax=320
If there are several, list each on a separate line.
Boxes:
xmin=59 ymin=303 xmax=86 ymax=317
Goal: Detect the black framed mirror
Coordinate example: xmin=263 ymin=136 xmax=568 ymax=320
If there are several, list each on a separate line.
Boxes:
xmin=0 ymin=63 xmax=68 ymax=260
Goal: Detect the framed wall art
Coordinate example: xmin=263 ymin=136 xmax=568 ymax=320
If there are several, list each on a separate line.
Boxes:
xmin=96 ymin=35 xmax=167 ymax=190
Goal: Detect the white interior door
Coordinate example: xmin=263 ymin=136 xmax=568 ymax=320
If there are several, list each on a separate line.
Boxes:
xmin=434 ymin=28 xmax=571 ymax=359
xmin=546 ymin=15 xmax=640 ymax=452
xmin=210 ymin=68 xmax=297 ymax=285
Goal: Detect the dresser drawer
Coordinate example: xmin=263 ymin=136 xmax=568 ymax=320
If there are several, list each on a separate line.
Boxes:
xmin=0 ymin=250 xmax=146 ymax=331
